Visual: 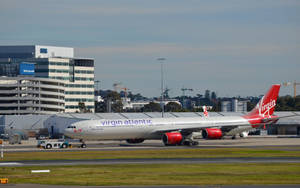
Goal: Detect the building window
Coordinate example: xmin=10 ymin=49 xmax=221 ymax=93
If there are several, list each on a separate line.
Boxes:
xmin=40 ymin=48 xmax=48 ymax=54
xmin=74 ymin=59 xmax=94 ymax=67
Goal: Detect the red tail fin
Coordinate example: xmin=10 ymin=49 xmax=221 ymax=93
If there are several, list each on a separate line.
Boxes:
xmin=246 ymin=84 xmax=281 ymax=118
xmin=202 ymin=106 xmax=209 ymax=117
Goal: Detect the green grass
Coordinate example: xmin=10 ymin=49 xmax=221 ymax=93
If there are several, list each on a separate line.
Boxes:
xmin=1 ymin=163 xmax=300 ymax=186
xmin=2 ymin=148 xmax=300 ymax=161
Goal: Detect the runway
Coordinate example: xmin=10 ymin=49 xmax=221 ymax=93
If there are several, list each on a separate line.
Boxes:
xmin=1 ymin=157 xmax=300 ymax=167
xmin=1 ymin=137 xmax=300 ymax=187
xmin=1 ymin=136 xmax=299 ymax=167
xmin=3 ymin=136 xmax=300 ymax=153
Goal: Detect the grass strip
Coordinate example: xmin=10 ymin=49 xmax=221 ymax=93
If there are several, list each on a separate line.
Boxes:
xmin=1 ymin=163 xmax=300 ymax=186
xmin=3 ymin=148 xmax=300 ymax=161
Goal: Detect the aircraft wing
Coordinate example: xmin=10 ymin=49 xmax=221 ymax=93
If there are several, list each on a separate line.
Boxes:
xmin=151 ymin=122 xmax=240 ymax=134
xmin=152 ymin=112 xmax=300 ymax=134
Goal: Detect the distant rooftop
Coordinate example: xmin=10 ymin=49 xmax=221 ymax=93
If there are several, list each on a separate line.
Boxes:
xmin=0 ymin=45 xmax=74 ymax=59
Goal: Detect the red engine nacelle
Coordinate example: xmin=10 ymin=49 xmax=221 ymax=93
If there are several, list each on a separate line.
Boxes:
xmin=162 ymin=132 xmax=183 ymax=146
xmin=126 ymin=138 xmax=145 ymax=144
xmin=202 ymin=128 xmax=223 ymax=139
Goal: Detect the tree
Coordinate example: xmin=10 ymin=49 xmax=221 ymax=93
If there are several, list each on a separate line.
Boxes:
xmin=295 ymin=96 xmax=300 ymax=110
xmin=95 ymin=101 xmax=106 ymax=113
xmin=78 ymin=102 xmax=91 ymax=113
xmin=128 ymin=92 xmax=146 ymax=101
xmin=142 ymin=102 xmax=161 ymax=112
xmin=165 ymin=102 xmax=182 ymax=112
xmin=107 ymin=91 xmax=121 ymax=101
xmin=276 ymin=95 xmax=299 ymax=111
xmin=107 ymin=91 xmax=123 ymax=112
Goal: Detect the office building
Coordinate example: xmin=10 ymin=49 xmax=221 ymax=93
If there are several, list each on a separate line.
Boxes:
xmin=0 ymin=45 xmax=94 ymax=113
xmin=221 ymin=99 xmax=248 ymax=112
xmin=0 ymin=77 xmax=65 ymax=114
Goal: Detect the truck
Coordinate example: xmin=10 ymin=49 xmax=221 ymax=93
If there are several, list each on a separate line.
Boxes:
xmin=37 ymin=140 xmax=70 ymax=149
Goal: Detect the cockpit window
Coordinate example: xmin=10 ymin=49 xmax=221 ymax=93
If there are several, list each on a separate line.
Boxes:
xmin=67 ymin=126 xmax=76 ymax=129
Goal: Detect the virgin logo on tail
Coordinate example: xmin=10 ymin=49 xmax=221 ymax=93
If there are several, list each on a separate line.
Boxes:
xmin=256 ymin=96 xmax=277 ymax=117
xmin=244 ymin=84 xmax=280 ymax=119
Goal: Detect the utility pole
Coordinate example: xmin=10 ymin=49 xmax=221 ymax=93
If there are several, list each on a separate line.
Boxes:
xmin=157 ymin=58 xmax=166 ymax=117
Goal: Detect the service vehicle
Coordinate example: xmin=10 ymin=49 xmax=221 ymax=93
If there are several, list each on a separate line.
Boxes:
xmin=38 ymin=140 xmax=70 ymax=149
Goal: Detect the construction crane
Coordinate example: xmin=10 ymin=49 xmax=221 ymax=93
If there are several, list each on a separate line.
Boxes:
xmin=283 ymin=81 xmax=300 ymax=98
xmin=293 ymin=82 xmax=300 ymax=98
xmin=113 ymin=82 xmax=129 ymax=99
xmin=121 ymin=87 xmax=129 ymax=99
xmin=181 ymin=87 xmax=193 ymax=97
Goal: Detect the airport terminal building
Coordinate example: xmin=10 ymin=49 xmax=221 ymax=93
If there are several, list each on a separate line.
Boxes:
xmin=0 ymin=45 xmax=95 ymax=114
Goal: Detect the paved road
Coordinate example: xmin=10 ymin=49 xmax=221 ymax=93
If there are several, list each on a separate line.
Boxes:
xmin=1 ymin=157 xmax=300 ymax=167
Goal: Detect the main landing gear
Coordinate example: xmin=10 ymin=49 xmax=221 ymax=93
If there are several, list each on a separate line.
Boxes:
xmin=183 ymin=132 xmax=200 ymax=146
xmin=183 ymin=140 xmax=199 ymax=146
xmin=80 ymin=139 xmax=87 ymax=148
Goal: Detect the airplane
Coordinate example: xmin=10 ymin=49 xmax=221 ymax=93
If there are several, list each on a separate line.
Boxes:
xmin=64 ymin=85 xmax=283 ymax=147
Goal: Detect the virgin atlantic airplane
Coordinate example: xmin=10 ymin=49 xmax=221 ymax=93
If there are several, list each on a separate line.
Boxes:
xmin=65 ymin=85 xmax=283 ymax=147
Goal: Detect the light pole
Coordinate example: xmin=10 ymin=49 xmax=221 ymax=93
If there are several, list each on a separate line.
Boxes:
xmin=157 ymin=58 xmax=166 ymax=118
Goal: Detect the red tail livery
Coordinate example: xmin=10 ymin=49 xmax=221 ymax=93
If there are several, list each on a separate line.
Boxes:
xmin=243 ymin=84 xmax=281 ymax=126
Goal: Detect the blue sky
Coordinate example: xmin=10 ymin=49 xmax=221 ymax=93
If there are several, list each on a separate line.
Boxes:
xmin=1 ymin=0 xmax=299 ymax=97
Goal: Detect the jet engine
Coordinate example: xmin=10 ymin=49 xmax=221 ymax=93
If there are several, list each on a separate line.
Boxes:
xmin=126 ymin=138 xmax=145 ymax=144
xmin=202 ymin=128 xmax=223 ymax=139
xmin=162 ymin=132 xmax=183 ymax=146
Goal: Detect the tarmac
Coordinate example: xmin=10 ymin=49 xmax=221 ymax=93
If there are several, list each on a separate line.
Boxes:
xmin=1 ymin=157 xmax=300 ymax=167
xmin=0 ymin=136 xmax=299 ymax=188
xmin=2 ymin=136 xmax=300 ymax=153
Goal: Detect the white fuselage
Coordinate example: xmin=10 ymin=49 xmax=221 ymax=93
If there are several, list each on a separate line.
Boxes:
xmin=64 ymin=116 xmax=251 ymax=140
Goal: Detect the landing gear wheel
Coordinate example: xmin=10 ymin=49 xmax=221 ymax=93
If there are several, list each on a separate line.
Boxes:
xmin=183 ymin=141 xmax=192 ymax=146
xmin=183 ymin=141 xmax=199 ymax=146
xmin=81 ymin=144 xmax=87 ymax=148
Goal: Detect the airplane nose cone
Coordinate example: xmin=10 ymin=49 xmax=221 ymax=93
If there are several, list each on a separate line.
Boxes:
xmin=64 ymin=127 xmax=73 ymax=137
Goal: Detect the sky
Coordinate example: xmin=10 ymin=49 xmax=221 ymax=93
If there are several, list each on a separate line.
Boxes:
xmin=0 ymin=0 xmax=299 ymax=98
